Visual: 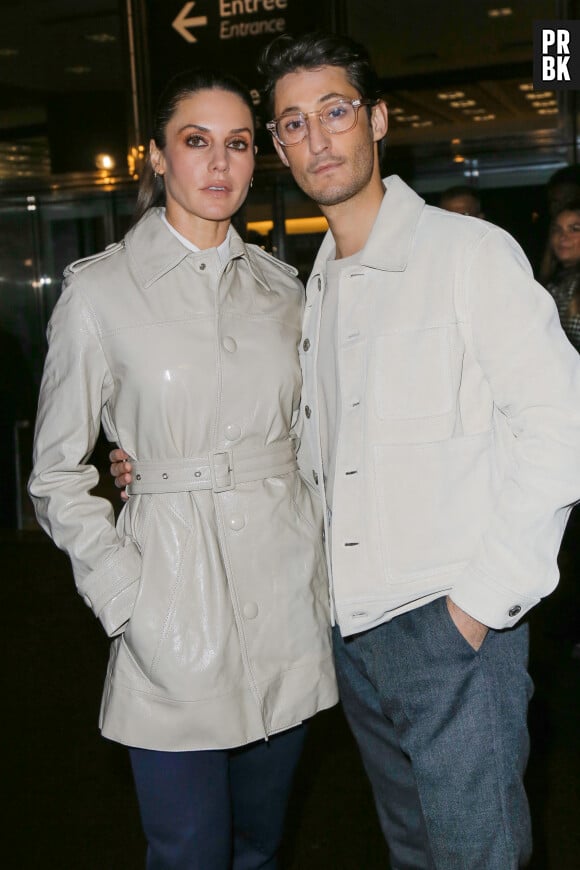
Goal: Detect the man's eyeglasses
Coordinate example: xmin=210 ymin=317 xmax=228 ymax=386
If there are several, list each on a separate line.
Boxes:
xmin=266 ymin=98 xmax=377 ymax=147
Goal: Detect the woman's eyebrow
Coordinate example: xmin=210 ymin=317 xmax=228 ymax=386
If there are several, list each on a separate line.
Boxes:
xmin=177 ymin=124 xmax=252 ymax=135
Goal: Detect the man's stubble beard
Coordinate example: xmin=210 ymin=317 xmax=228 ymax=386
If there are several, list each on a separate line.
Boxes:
xmin=297 ymin=137 xmax=376 ymax=209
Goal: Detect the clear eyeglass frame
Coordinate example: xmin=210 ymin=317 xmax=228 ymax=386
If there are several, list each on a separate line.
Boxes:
xmin=266 ymin=98 xmax=377 ymax=147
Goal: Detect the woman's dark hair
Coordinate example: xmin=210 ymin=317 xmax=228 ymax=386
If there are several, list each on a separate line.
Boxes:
xmin=133 ymin=68 xmax=256 ymax=225
xmin=258 ymin=31 xmax=382 ymax=117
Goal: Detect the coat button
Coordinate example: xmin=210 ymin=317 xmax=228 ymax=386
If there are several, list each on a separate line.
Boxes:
xmin=228 ymin=515 xmax=245 ymax=531
xmin=302 ymin=338 xmax=310 ymax=351
xmin=243 ymin=601 xmax=258 ymax=619
xmin=305 ymin=405 xmax=311 ymax=418
xmin=222 ymin=336 xmax=237 ymax=352
xmin=508 ymin=605 xmax=522 ymax=617
xmin=225 ymin=423 xmax=241 ymax=441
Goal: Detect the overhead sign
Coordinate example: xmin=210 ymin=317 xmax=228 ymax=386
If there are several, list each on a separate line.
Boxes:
xmin=146 ymin=0 xmax=333 ymax=113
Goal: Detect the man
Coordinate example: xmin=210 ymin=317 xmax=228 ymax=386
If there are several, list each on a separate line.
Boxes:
xmin=438 ymin=184 xmax=484 ymax=217
xmin=112 ymin=33 xmax=580 ymax=868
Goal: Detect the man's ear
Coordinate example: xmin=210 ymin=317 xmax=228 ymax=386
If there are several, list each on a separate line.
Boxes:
xmin=371 ymin=100 xmax=388 ymax=143
xmin=272 ymin=137 xmax=290 ymax=168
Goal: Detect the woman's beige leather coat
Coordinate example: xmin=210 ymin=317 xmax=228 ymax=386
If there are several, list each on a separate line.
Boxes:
xmin=29 ymin=209 xmax=338 ymax=751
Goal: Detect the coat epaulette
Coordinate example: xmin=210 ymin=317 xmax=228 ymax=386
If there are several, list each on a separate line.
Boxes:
xmin=250 ymin=244 xmax=299 ymax=278
xmin=63 ymin=241 xmax=125 ymax=278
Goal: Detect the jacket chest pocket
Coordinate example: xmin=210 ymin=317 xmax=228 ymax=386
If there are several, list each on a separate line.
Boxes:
xmin=372 ymin=326 xmax=454 ymax=420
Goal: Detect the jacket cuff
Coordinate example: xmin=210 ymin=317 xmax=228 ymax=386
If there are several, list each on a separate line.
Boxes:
xmin=449 ymin=567 xmax=540 ymax=629
xmin=79 ymin=537 xmax=142 ymax=636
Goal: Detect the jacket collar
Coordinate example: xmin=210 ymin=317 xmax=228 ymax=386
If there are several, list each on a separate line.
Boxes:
xmin=309 ymin=175 xmax=425 ymax=279
xmin=125 ymin=208 xmax=270 ymax=291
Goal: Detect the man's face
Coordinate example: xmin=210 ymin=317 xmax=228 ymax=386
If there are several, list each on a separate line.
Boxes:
xmin=271 ymin=65 xmax=386 ymax=209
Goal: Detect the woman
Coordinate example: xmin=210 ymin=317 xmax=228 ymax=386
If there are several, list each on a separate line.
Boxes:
xmin=542 ymin=200 xmax=580 ymax=351
xmin=28 ymin=69 xmax=337 ymax=869
xmin=542 ymin=200 xmax=580 ymax=662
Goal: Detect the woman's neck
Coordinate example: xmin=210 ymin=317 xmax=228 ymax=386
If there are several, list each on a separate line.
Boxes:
xmin=164 ymin=206 xmax=231 ymax=250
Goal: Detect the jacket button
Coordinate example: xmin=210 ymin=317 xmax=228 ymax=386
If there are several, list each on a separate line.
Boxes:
xmin=305 ymin=405 xmax=311 ymax=418
xmin=243 ymin=601 xmax=259 ymax=619
xmin=222 ymin=336 xmax=237 ymax=352
xmin=228 ymin=515 xmax=245 ymax=531
xmin=302 ymin=338 xmax=310 ymax=351
xmin=225 ymin=423 xmax=241 ymax=441
xmin=508 ymin=605 xmax=522 ymax=617
xmin=313 ymin=470 xmax=319 ymax=485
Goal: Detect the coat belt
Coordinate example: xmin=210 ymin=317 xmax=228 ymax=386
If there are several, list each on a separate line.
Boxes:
xmin=126 ymin=442 xmax=298 ymax=495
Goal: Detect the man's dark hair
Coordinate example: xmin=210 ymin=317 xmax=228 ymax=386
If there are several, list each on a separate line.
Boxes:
xmin=258 ymin=31 xmax=382 ymax=117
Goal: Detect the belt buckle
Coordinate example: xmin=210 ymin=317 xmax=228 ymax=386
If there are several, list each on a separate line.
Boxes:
xmin=210 ymin=449 xmax=235 ymax=492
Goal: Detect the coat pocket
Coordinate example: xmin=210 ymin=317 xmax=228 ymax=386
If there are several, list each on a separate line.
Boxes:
xmin=372 ymin=327 xmax=453 ymax=420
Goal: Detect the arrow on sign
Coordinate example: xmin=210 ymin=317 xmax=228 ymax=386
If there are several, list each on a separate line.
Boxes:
xmin=172 ymin=2 xmax=208 ymax=44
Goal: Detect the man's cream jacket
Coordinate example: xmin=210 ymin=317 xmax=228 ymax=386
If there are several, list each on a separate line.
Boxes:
xmin=299 ymin=176 xmax=580 ymax=636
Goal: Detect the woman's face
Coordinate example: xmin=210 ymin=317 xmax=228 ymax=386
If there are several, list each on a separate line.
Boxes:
xmin=152 ymin=88 xmax=255 ymax=231
xmin=550 ymin=209 xmax=580 ymax=267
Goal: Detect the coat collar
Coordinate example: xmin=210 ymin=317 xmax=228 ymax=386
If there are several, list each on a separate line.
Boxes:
xmin=125 ymin=208 xmax=271 ymax=291
xmin=309 ymin=175 xmax=425 ymax=279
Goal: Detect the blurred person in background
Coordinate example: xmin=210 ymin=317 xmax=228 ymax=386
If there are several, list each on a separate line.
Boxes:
xmin=542 ymin=200 xmax=580 ymax=349
xmin=536 ymin=165 xmax=580 ymax=277
xmin=541 ymin=200 xmax=580 ymax=660
xmin=439 ymin=184 xmax=484 ymax=218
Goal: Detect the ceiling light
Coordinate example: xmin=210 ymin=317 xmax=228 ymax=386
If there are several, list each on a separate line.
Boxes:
xmin=530 ymin=100 xmax=557 ymax=108
xmin=488 ymin=7 xmax=513 ymax=17
xmin=411 ymin=120 xmax=433 ymax=128
xmin=463 ymin=108 xmax=487 ymax=115
xmin=395 ymin=114 xmax=420 ymax=122
xmin=473 ymin=114 xmax=496 ymax=122
xmin=66 ymin=65 xmax=92 ymax=75
xmin=95 ymin=153 xmax=116 ymax=170
xmin=451 ymin=138 xmax=462 ymax=145
xmin=450 ymin=100 xmax=476 ymax=108
xmin=537 ymin=108 xmax=559 ymax=115
xmin=453 ymin=155 xmax=465 ymax=163
xmin=526 ymin=91 xmax=553 ymax=100
xmin=389 ymin=107 xmax=405 ymax=115
xmin=437 ymin=91 xmax=465 ymax=100
xmin=518 ymin=83 xmax=534 ymax=91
